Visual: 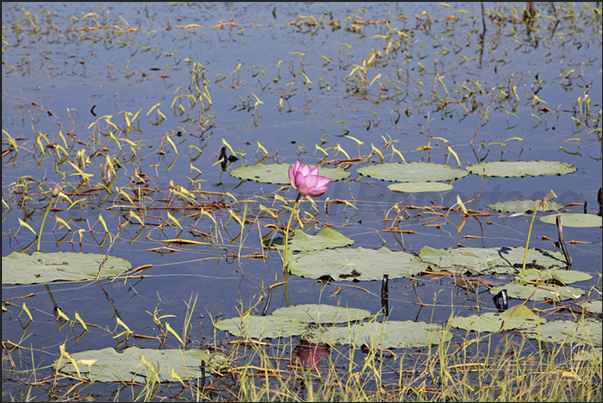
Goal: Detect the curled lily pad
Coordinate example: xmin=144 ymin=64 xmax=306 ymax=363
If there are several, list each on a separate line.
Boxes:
xmin=577 ymin=300 xmax=602 ymax=315
xmin=540 ymin=213 xmax=602 ymax=228
xmin=302 ymin=320 xmax=452 ymax=349
xmin=230 ymin=163 xmax=349 ymax=184
xmin=449 ymin=305 xmax=546 ymax=333
xmin=55 ymin=347 xmax=227 ymax=383
xmin=388 ymin=182 xmax=453 ymax=193
xmin=266 ymin=228 xmax=354 ymax=262
xmin=271 ymin=304 xmax=371 ymax=324
xmin=214 ymin=316 xmax=307 ymax=339
xmin=520 ymin=319 xmax=602 ymax=346
xmin=288 ymin=247 xmax=431 ymax=281
xmin=2 ymin=251 xmax=131 ymax=285
xmin=466 ymin=160 xmax=576 ymax=177
xmin=489 ymin=283 xmax=584 ymax=301
xmin=357 ymin=162 xmax=468 ymax=183
xmin=489 ymin=200 xmax=563 ymax=213
xmin=419 ymin=246 xmax=567 ymax=275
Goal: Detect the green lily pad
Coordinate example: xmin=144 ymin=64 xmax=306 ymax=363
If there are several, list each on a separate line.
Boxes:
xmin=540 ymin=213 xmax=602 ymax=228
xmin=357 ymin=162 xmax=468 ymax=183
xmin=516 ymin=268 xmax=592 ymax=285
xmin=449 ymin=305 xmax=546 ymax=333
xmin=489 ymin=283 xmax=585 ymax=301
xmin=466 ymin=160 xmax=577 ymax=177
xmin=488 ymin=200 xmax=563 ymax=213
xmin=520 ymin=319 xmax=602 ymax=346
xmin=288 ymin=247 xmax=431 ymax=281
xmin=271 ymin=304 xmax=371 ymax=324
xmin=214 ymin=316 xmax=307 ymax=339
xmin=577 ymin=300 xmax=602 ymax=315
xmin=266 ymin=228 xmax=354 ymax=263
xmin=2 ymin=251 xmax=132 ymax=285
xmin=302 ymin=320 xmax=452 ymax=349
xmin=419 ymin=246 xmax=568 ymax=275
xmin=388 ymin=182 xmax=453 ymax=193
xmin=230 ymin=163 xmax=349 ymax=184
xmin=55 ymin=347 xmax=227 ymax=383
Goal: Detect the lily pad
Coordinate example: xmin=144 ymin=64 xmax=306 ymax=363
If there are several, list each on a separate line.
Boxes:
xmin=388 ymin=182 xmax=453 ymax=193
xmin=449 ymin=305 xmax=546 ymax=333
xmin=266 ymin=228 xmax=354 ymax=263
xmin=288 ymin=247 xmax=431 ymax=281
xmin=488 ymin=200 xmax=563 ymax=213
xmin=55 ymin=347 xmax=227 ymax=383
xmin=520 ymin=319 xmax=602 ymax=346
xmin=577 ymin=300 xmax=602 ymax=315
xmin=540 ymin=213 xmax=602 ymax=228
xmin=230 ymin=163 xmax=349 ymax=184
xmin=466 ymin=160 xmax=576 ymax=177
xmin=302 ymin=320 xmax=452 ymax=349
xmin=214 ymin=316 xmax=307 ymax=339
xmin=271 ymin=304 xmax=371 ymax=324
xmin=516 ymin=268 xmax=592 ymax=285
xmin=418 ymin=246 xmax=568 ymax=275
xmin=489 ymin=283 xmax=585 ymax=301
xmin=357 ymin=162 xmax=468 ymax=183
xmin=2 ymin=251 xmax=132 ymax=285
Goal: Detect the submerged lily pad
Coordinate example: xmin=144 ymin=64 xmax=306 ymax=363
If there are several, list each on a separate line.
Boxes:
xmin=489 ymin=283 xmax=584 ymax=301
xmin=520 ymin=319 xmax=602 ymax=346
xmin=419 ymin=246 xmax=568 ymax=275
xmin=466 ymin=160 xmax=576 ymax=177
xmin=388 ymin=182 xmax=453 ymax=193
xmin=303 ymin=320 xmax=452 ymax=349
xmin=214 ymin=316 xmax=307 ymax=339
xmin=357 ymin=162 xmax=468 ymax=183
xmin=271 ymin=304 xmax=371 ymax=324
xmin=288 ymin=247 xmax=431 ymax=281
xmin=540 ymin=213 xmax=602 ymax=228
xmin=56 ymin=347 xmax=227 ymax=383
xmin=2 ymin=251 xmax=132 ymax=285
xmin=230 ymin=163 xmax=349 ymax=184
xmin=488 ymin=200 xmax=563 ymax=213
xmin=449 ymin=305 xmax=546 ymax=333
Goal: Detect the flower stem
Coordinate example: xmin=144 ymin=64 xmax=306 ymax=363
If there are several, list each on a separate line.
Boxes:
xmin=37 ymin=195 xmax=56 ymax=252
xmin=283 ymin=193 xmax=302 ymax=276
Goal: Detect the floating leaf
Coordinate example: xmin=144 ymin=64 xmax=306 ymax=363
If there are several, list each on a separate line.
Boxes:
xmin=231 ymin=163 xmax=349 ymax=184
xmin=466 ymin=160 xmax=576 ymax=177
xmin=418 ymin=246 xmax=567 ymax=275
xmin=266 ymin=228 xmax=354 ymax=262
xmin=388 ymin=182 xmax=453 ymax=193
xmin=289 ymin=247 xmax=430 ymax=281
xmin=489 ymin=283 xmax=585 ymax=301
xmin=357 ymin=162 xmax=468 ymax=183
xmin=55 ymin=347 xmax=226 ymax=382
xmin=520 ymin=319 xmax=602 ymax=346
xmin=2 ymin=252 xmax=131 ymax=285
xmin=540 ymin=213 xmax=602 ymax=228
xmin=271 ymin=304 xmax=371 ymax=324
xmin=302 ymin=320 xmax=452 ymax=349
xmin=577 ymin=300 xmax=602 ymax=315
xmin=450 ymin=305 xmax=546 ymax=333
xmin=516 ymin=268 xmax=592 ymax=285
xmin=214 ymin=316 xmax=307 ymax=339
xmin=489 ymin=200 xmax=563 ymax=213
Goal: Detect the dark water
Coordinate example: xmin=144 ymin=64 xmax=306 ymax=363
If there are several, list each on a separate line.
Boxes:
xmin=2 ymin=2 xmax=601 ymax=399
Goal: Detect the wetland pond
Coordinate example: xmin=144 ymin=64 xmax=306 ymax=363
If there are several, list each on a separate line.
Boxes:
xmin=2 ymin=2 xmax=602 ymax=401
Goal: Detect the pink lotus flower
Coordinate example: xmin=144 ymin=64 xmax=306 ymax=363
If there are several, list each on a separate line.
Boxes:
xmin=288 ymin=160 xmax=331 ymax=197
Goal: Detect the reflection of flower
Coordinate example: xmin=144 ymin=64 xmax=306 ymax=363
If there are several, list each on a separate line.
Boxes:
xmin=288 ymin=160 xmax=331 ymax=198
xmin=293 ymin=343 xmax=330 ymax=372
